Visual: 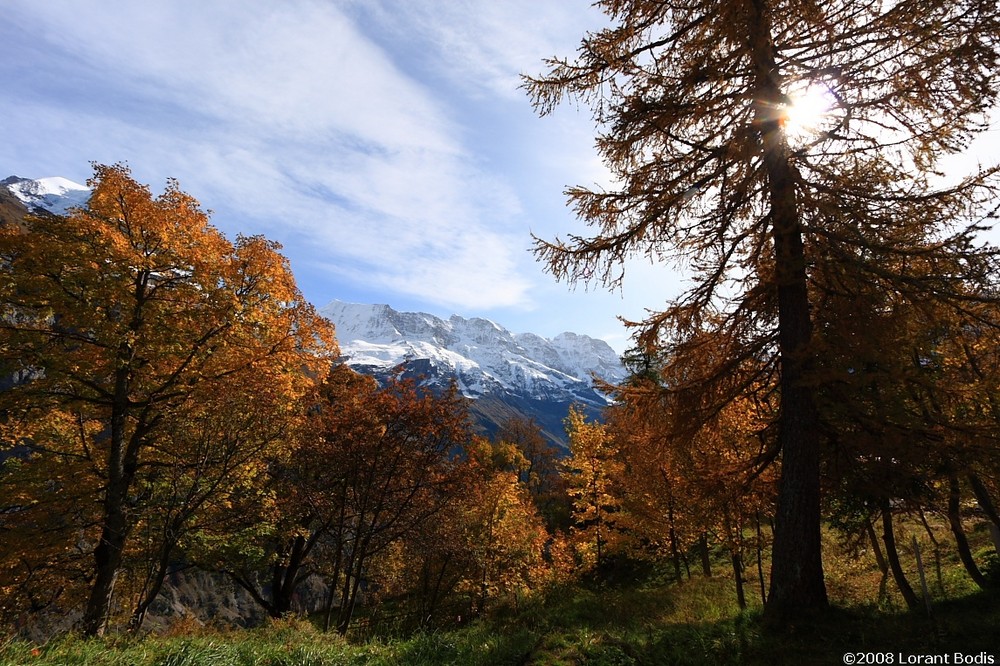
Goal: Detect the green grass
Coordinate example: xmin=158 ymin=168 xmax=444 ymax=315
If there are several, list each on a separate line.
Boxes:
xmin=4 ymin=577 xmax=996 ymax=666
xmin=3 ymin=519 xmax=999 ymax=665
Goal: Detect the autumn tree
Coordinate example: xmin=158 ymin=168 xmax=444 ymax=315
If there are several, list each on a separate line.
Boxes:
xmin=525 ymin=0 xmax=1000 ymax=618
xmin=461 ymin=435 xmax=552 ymax=614
xmin=608 ymin=338 xmax=778 ymax=603
xmin=0 ymin=164 xmax=335 ymax=635
xmin=562 ymin=406 xmax=625 ymax=570
xmin=219 ymin=367 xmax=470 ymax=633
xmin=495 ymin=416 xmax=571 ymax=531
xmin=124 ymin=370 xmax=302 ymax=630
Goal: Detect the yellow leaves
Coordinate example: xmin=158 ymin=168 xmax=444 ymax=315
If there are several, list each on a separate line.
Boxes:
xmin=0 ymin=162 xmax=341 ymax=628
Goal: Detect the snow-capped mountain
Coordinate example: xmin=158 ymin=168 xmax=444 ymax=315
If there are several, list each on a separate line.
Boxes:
xmin=321 ymin=301 xmax=626 ymax=446
xmin=322 ymin=300 xmax=626 ymax=405
xmin=2 ymin=176 xmax=90 ymax=215
xmin=2 ymin=172 xmax=625 ymax=445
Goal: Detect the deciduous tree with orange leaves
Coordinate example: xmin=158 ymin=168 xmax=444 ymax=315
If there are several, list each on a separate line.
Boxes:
xmin=0 ymin=164 xmax=335 ymax=636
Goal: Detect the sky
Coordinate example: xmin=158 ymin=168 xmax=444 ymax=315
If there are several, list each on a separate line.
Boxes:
xmin=4 ymin=3 xmax=997 ymax=356
xmin=0 ymin=0 xmax=690 ymax=354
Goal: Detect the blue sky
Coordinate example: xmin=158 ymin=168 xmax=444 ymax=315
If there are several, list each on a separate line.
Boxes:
xmin=0 ymin=0 xmax=688 ymax=354
xmin=5 ymin=2 xmax=996 ymax=355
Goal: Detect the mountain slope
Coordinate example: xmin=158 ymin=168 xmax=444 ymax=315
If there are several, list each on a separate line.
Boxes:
xmin=320 ymin=300 xmax=626 ymax=446
xmin=2 ymin=176 xmax=90 ymax=215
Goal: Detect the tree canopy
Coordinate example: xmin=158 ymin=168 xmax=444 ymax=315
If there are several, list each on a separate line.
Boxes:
xmin=0 ymin=164 xmax=336 ymax=635
xmin=525 ymin=0 xmax=1000 ymax=619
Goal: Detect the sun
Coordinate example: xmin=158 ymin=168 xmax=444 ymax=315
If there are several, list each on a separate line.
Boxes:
xmin=782 ymin=82 xmax=836 ymax=146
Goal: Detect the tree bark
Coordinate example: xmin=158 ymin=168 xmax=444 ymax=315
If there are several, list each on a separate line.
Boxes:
xmin=967 ymin=473 xmax=1000 ymax=554
xmin=667 ymin=491 xmax=683 ymax=583
xmin=881 ymin=502 xmax=920 ymax=610
xmin=866 ymin=518 xmax=890 ymax=604
xmin=732 ymin=548 xmax=747 ymax=610
xmin=947 ymin=474 xmax=989 ymax=590
xmin=747 ymin=0 xmax=827 ymax=621
xmin=81 ymin=495 xmax=128 ymax=636
xmin=81 ymin=370 xmax=139 ymax=637
xmin=755 ymin=511 xmax=767 ymax=604
xmin=700 ymin=533 xmax=712 ymax=578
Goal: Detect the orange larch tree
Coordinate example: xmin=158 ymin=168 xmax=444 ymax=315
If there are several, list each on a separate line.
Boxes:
xmin=524 ymin=0 xmax=1000 ymax=619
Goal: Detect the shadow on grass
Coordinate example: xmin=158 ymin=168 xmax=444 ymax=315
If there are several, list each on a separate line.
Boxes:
xmin=454 ymin=582 xmax=1000 ymax=666
xmin=2 ymin=584 xmax=996 ymax=665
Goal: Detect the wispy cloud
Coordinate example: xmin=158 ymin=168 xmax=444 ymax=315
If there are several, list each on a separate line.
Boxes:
xmin=345 ymin=0 xmax=605 ymax=100
xmin=1 ymin=0 xmax=545 ymax=310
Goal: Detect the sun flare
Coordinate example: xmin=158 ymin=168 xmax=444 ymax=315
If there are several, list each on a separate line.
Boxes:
xmin=782 ymin=83 xmax=836 ymax=145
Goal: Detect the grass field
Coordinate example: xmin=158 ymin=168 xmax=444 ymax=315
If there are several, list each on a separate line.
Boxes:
xmin=2 ymin=522 xmax=997 ymax=665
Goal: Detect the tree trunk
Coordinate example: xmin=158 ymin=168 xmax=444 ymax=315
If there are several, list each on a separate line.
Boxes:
xmin=270 ymin=534 xmax=310 ymax=617
xmin=866 ymin=518 xmax=890 ymax=604
xmin=732 ymin=548 xmax=747 ymax=610
xmin=881 ymin=502 xmax=920 ymax=610
xmin=337 ymin=553 xmax=367 ymax=636
xmin=81 ymin=385 xmax=136 ymax=637
xmin=667 ymin=494 xmax=683 ymax=583
xmin=916 ymin=508 xmax=945 ymax=596
xmin=81 ymin=498 xmax=128 ymax=636
xmin=747 ymin=0 xmax=827 ymax=621
xmin=755 ymin=511 xmax=767 ymax=605
xmin=322 ymin=536 xmax=346 ymax=632
xmin=129 ymin=536 xmax=176 ymax=631
xmin=947 ymin=474 xmax=989 ymax=590
xmin=700 ymin=533 xmax=712 ymax=578
xmin=967 ymin=473 xmax=1000 ymax=554
xmin=865 ymin=518 xmax=888 ymax=574
xmin=423 ymin=552 xmax=452 ymax=627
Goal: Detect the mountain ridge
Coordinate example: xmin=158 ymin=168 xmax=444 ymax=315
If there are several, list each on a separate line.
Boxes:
xmin=321 ymin=300 xmax=626 ymax=404
xmin=3 ymin=174 xmax=626 ymax=446
xmin=320 ymin=300 xmax=626 ymax=447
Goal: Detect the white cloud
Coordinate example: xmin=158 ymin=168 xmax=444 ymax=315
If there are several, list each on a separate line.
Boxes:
xmin=3 ymin=0 xmax=541 ymax=310
xmin=347 ymin=0 xmax=606 ymax=99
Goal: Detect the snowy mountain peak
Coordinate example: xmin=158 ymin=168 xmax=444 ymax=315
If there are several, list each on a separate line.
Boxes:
xmin=3 ymin=176 xmax=90 ymax=215
xmin=321 ymin=300 xmax=626 ymax=407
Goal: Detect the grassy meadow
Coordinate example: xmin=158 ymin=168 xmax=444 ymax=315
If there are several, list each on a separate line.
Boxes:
xmin=2 ymin=519 xmax=997 ymax=666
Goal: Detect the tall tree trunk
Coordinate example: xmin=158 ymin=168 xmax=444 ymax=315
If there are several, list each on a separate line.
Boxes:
xmin=337 ymin=553 xmax=367 ymax=636
xmin=747 ymin=0 xmax=827 ymax=620
xmin=916 ymin=508 xmax=945 ymax=596
xmin=947 ymin=474 xmax=989 ymax=590
xmin=270 ymin=534 xmax=310 ymax=617
xmin=967 ymin=473 xmax=1000 ymax=554
xmin=866 ymin=518 xmax=890 ymax=604
xmin=322 ymin=537 xmax=346 ymax=632
xmin=81 ymin=492 xmax=128 ymax=636
xmin=81 ymin=385 xmax=137 ymax=637
xmin=755 ymin=511 xmax=767 ymax=604
xmin=667 ymin=492 xmax=683 ymax=583
xmin=881 ymin=502 xmax=920 ymax=610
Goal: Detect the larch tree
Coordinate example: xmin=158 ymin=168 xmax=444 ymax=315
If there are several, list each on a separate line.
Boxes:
xmin=0 ymin=164 xmax=336 ymax=635
xmin=562 ymin=406 xmax=625 ymax=570
xmin=525 ymin=0 xmax=1000 ymax=619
